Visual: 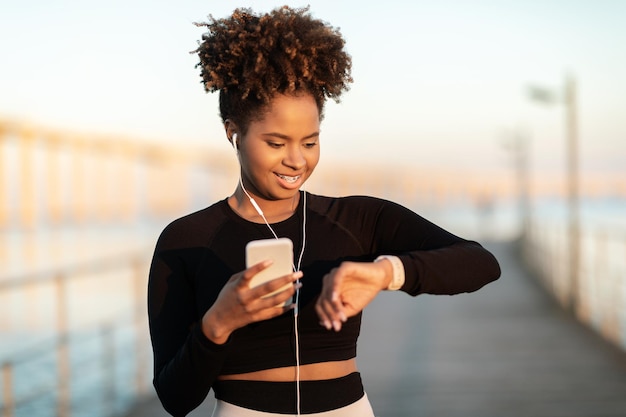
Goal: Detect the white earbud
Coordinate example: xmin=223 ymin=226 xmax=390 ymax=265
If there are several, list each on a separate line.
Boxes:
xmin=232 ymin=133 xmax=238 ymax=150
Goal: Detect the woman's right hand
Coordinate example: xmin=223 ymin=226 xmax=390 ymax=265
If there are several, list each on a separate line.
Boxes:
xmin=201 ymin=260 xmax=303 ymax=344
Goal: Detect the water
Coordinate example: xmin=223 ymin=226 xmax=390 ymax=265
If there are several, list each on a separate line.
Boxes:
xmin=0 ymin=222 xmax=159 ymax=417
xmin=4 ymin=320 xmax=149 ymax=417
xmin=1 ymin=197 xmax=625 ymax=416
xmin=0 ymin=222 xmax=163 ymax=278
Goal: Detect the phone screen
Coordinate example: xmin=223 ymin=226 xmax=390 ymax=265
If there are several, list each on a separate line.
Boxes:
xmin=245 ymin=238 xmax=294 ymax=305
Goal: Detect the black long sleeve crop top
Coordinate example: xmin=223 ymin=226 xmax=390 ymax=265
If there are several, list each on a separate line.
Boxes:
xmin=147 ymin=193 xmax=501 ymax=416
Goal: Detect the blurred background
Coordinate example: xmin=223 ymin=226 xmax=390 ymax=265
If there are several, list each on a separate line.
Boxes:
xmin=1 ymin=1 xmax=625 ymax=416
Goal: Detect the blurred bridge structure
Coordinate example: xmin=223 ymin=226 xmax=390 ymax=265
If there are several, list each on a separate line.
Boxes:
xmin=1 ymin=117 xmax=626 ymax=417
xmin=3 ymin=118 xmax=626 ymax=232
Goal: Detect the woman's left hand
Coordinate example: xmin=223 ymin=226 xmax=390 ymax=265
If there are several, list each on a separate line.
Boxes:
xmin=315 ymin=260 xmax=392 ymax=332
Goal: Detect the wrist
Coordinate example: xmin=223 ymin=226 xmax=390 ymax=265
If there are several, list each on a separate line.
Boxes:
xmin=373 ymin=258 xmax=393 ymax=290
xmin=202 ymin=309 xmax=232 ymax=345
xmin=374 ymin=255 xmax=405 ymax=291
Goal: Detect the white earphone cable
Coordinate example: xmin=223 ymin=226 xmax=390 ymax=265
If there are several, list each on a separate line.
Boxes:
xmin=294 ymin=185 xmax=306 ymax=416
xmin=239 ymin=178 xmax=280 ymax=239
xmin=239 ymin=177 xmax=305 ymax=415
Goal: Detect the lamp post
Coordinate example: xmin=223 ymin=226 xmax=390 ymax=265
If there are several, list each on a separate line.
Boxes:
xmin=501 ymin=128 xmax=531 ymax=240
xmin=527 ymin=74 xmax=580 ymax=314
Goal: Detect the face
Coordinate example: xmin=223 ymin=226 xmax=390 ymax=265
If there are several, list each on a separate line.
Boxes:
xmin=235 ymin=93 xmax=321 ymax=202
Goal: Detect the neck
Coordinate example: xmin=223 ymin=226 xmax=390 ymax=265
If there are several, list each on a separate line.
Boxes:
xmin=229 ymin=187 xmax=300 ymax=224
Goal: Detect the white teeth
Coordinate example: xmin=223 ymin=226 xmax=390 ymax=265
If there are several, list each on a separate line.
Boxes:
xmin=277 ymin=174 xmax=300 ymax=183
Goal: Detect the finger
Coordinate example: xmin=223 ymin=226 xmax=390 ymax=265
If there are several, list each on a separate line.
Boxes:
xmin=327 ymin=296 xmax=346 ymax=332
xmin=250 ymin=271 xmax=303 ymax=299
xmin=331 ymin=294 xmax=348 ymax=323
xmin=315 ymin=299 xmax=333 ymax=330
xmin=315 ymin=289 xmax=345 ymax=331
xmin=269 ymin=270 xmax=304 ymax=290
xmin=318 ymin=269 xmax=349 ymax=331
xmin=259 ymin=281 xmax=303 ymax=310
xmin=250 ymin=297 xmax=298 ymax=322
xmin=319 ymin=268 xmax=338 ymax=299
xmin=240 ymin=260 xmax=274 ymax=284
xmin=317 ymin=271 xmax=338 ymax=327
xmin=244 ymin=273 xmax=301 ymax=319
xmin=323 ymin=269 xmax=347 ymax=312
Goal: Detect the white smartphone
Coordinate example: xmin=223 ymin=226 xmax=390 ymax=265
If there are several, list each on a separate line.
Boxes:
xmin=245 ymin=238 xmax=294 ymax=306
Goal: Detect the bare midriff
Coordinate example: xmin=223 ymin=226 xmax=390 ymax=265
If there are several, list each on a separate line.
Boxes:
xmin=216 ymin=359 xmax=358 ymax=382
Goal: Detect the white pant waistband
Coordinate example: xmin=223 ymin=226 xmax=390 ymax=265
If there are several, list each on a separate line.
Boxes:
xmin=211 ymin=393 xmax=375 ymax=417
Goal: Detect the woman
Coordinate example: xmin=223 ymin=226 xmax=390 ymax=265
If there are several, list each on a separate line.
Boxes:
xmin=148 ymin=6 xmax=500 ymax=417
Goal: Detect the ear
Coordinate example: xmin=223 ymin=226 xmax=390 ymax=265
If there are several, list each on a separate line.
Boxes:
xmin=224 ymin=120 xmax=239 ymax=148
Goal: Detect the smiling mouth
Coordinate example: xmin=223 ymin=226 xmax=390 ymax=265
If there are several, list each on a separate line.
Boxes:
xmin=276 ymin=173 xmax=301 ymax=184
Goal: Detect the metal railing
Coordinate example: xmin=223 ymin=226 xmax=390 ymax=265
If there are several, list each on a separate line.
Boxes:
xmin=521 ymin=219 xmax=626 ymax=351
xmin=3 ymin=115 xmax=626 ymax=417
xmin=0 ymin=251 xmax=153 ymax=417
xmin=0 ymin=117 xmax=237 ymax=230
xmin=7 ymin=116 xmax=626 ymax=232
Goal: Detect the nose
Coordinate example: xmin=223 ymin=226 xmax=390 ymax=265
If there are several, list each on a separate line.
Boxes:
xmin=283 ymin=145 xmax=305 ymax=170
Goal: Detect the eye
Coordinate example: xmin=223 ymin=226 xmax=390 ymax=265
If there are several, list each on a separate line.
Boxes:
xmin=267 ymin=141 xmax=284 ymax=149
xmin=304 ymin=141 xmax=318 ymax=149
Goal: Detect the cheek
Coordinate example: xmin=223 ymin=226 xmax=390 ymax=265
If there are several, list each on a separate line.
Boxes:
xmin=310 ymin=152 xmax=320 ymax=168
xmin=304 ymin=145 xmax=320 ymax=162
xmin=242 ymin=147 xmax=273 ymax=171
xmin=306 ymin=149 xmax=320 ymax=172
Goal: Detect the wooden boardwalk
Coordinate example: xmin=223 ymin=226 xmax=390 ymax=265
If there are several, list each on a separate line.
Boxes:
xmin=126 ymin=242 xmax=626 ymax=417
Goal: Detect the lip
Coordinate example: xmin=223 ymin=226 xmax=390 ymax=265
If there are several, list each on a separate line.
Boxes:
xmin=274 ymin=172 xmax=303 ymax=189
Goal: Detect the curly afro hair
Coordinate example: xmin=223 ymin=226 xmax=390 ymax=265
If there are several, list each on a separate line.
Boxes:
xmin=193 ymin=6 xmax=352 ymax=133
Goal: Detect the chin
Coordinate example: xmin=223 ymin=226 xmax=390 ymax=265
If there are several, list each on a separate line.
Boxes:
xmin=269 ymin=187 xmax=301 ymax=200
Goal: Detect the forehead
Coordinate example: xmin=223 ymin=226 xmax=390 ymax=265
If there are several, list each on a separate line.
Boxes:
xmin=252 ymin=93 xmax=320 ymax=128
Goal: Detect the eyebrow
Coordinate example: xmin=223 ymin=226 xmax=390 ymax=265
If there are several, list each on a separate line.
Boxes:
xmin=262 ymin=131 xmax=320 ymax=140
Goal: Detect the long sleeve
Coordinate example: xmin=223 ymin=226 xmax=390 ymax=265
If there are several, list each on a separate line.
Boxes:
xmin=147 ymin=223 xmax=230 ymax=417
xmin=399 ymin=240 xmax=500 ymax=295
xmin=147 ymin=194 xmax=501 ymax=416
xmin=370 ymin=198 xmax=501 ymax=296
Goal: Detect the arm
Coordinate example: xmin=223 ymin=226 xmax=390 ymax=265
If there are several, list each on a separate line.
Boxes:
xmin=315 ymin=198 xmax=500 ymax=330
xmin=373 ymin=200 xmax=501 ymax=296
xmin=148 ymin=230 xmax=230 ymax=416
xmin=148 ymin=225 xmax=302 ymax=416
xmin=399 ymin=240 xmax=500 ymax=295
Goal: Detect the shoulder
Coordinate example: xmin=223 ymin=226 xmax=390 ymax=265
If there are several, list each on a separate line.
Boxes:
xmin=155 ymin=199 xmax=229 ymax=250
xmin=306 ymin=193 xmax=416 ymax=230
xmin=307 ymin=193 xmax=407 ymax=216
xmin=307 ymin=193 xmax=387 ymax=208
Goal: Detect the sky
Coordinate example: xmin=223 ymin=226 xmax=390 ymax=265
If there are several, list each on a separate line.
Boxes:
xmin=1 ymin=0 xmax=625 ymax=176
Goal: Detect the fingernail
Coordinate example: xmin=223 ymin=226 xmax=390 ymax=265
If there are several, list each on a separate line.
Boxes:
xmin=321 ymin=320 xmax=332 ymax=330
xmin=332 ymin=321 xmax=341 ymax=332
xmin=294 ymin=282 xmax=303 ymax=290
xmin=332 ymin=291 xmax=338 ymax=301
xmin=293 ymin=271 xmax=304 ymax=279
xmin=339 ymin=312 xmax=347 ymax=322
